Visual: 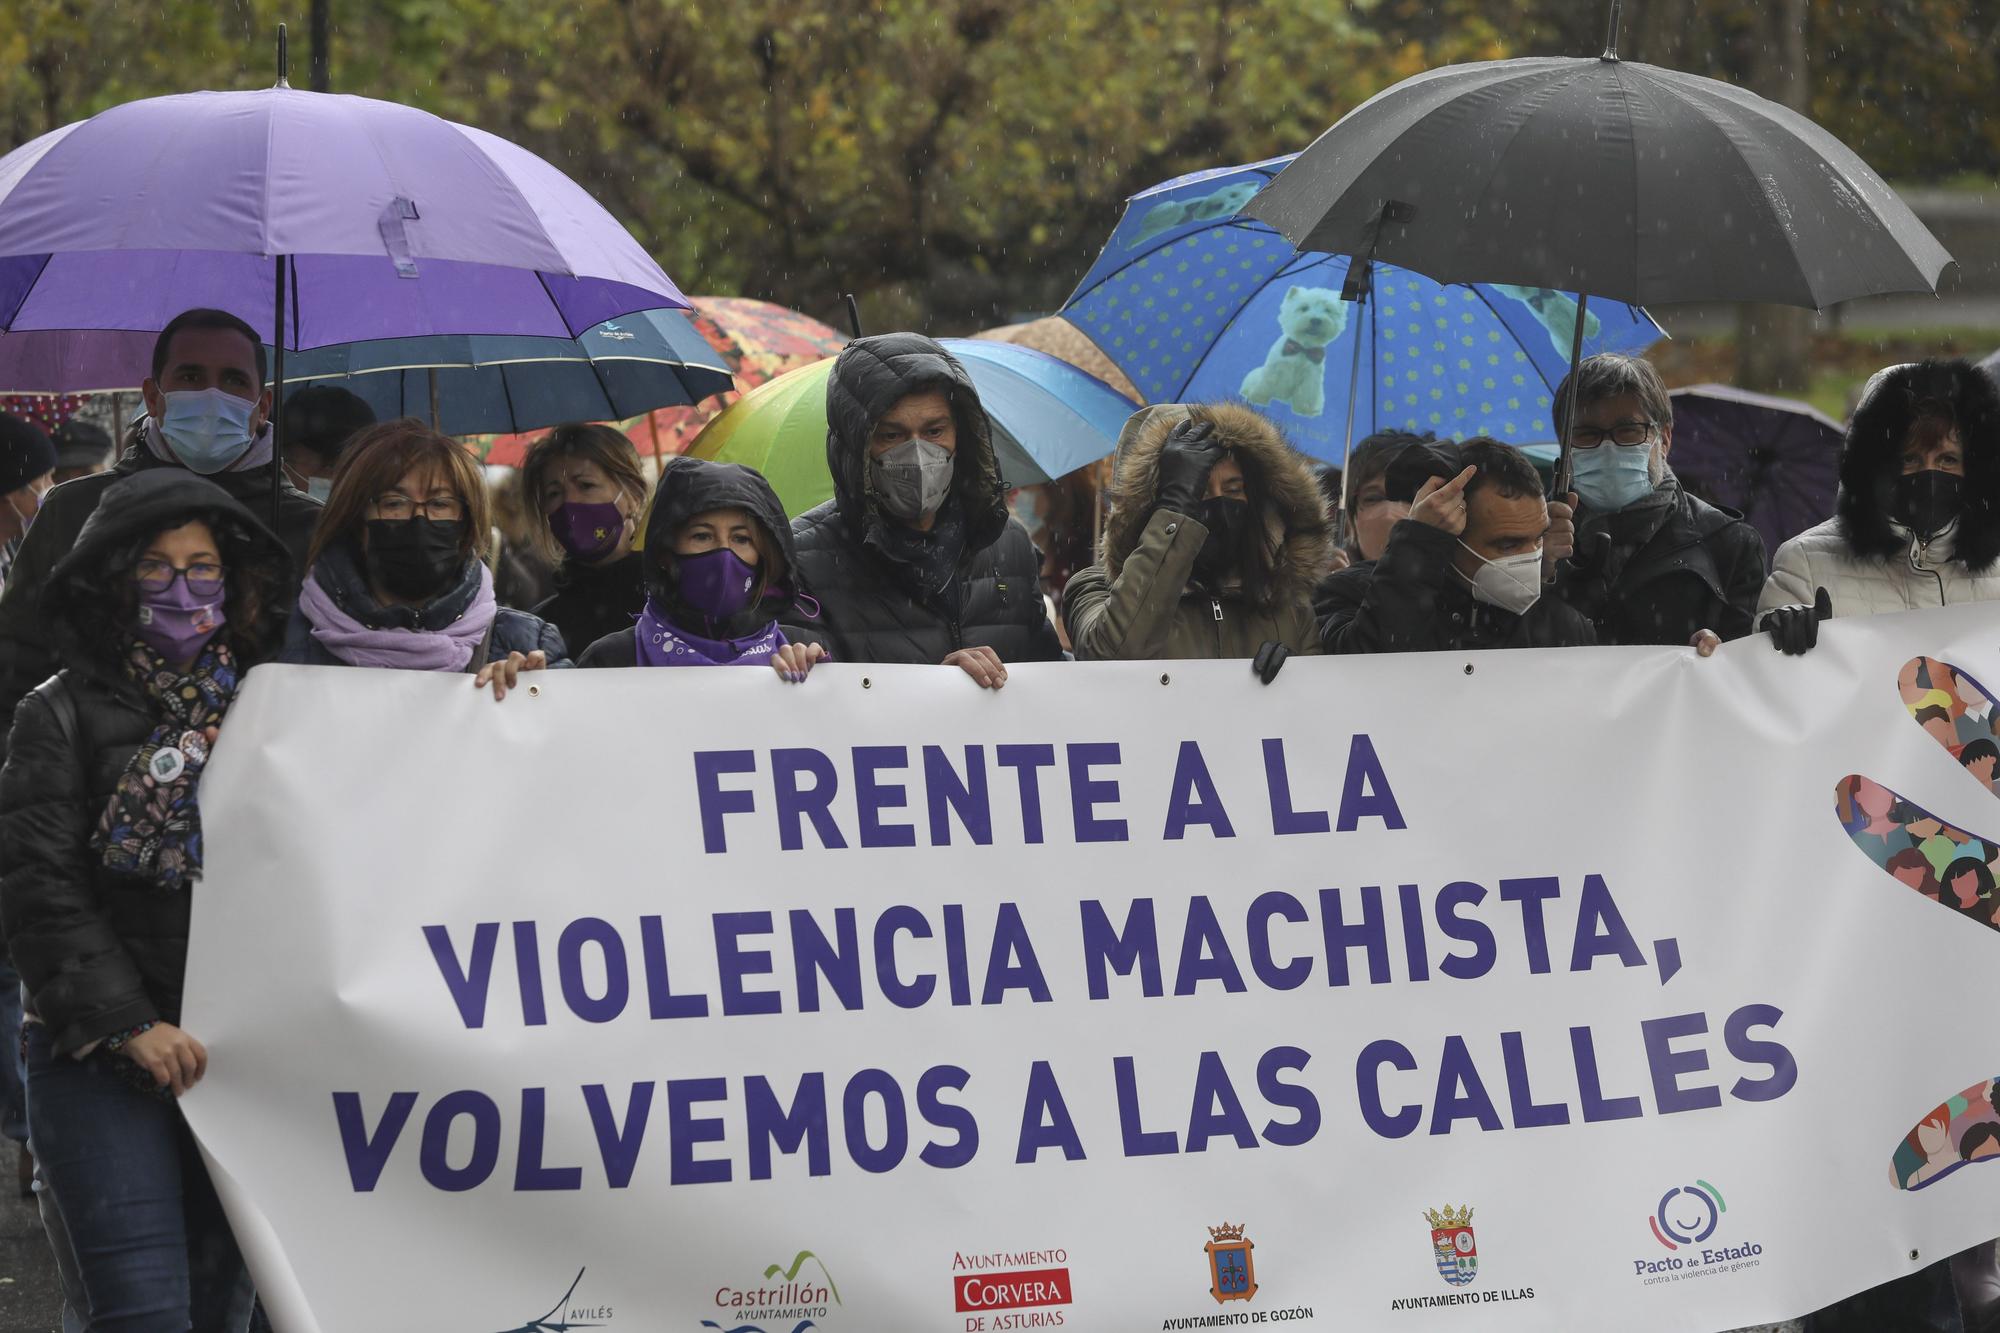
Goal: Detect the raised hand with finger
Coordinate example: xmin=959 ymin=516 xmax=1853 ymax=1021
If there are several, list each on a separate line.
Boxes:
xmin=1408 ymin=464 xmax=1477 ymax=537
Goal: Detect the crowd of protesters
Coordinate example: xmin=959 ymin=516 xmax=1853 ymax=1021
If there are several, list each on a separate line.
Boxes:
xmin=0 ymin=305 xmax=1994 ymax=1331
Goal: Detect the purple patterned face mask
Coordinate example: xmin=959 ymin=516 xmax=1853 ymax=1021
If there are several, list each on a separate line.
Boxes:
xmin=548 ymin=501 xmax=627 ymax=561
xmin=675 ymin=548 xmax=759 ymax=620
xmin=134 ymin=577 xmax=227 ymax=662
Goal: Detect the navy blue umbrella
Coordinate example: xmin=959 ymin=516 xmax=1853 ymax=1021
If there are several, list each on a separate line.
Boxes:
xmin=280 ymin=308 xmax=732 ymax=434
xmin=1666 ymin=383 xmax=1842 ymax=560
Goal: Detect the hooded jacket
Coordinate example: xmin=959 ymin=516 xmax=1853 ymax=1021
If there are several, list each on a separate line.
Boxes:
xmin=1 ymin=471 xmax=292 ymax=1054
xmin=0 ymin=432 xmax=320 ymax=714
xmin=788 ymin=334 xmax=1062 ymax=665
xmin=1760 ymin=360 xmax=2000 ymax=618
xmin=579 ymin=456 xmax=805 ymax=667
xmin=1064 ymin=404 xmax=1331 ymax=660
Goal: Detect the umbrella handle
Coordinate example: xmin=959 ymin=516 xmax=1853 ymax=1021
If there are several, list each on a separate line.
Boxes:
xmin=270 ymin=253 xmax=288 ymax=531
xmin=842 ymin=294 xmax=863 ymax=340
xmin=1551 ymin=289 xmax=1590 ymax=499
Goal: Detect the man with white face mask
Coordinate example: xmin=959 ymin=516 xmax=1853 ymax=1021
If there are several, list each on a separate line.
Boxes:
xmin=1321 ymin=438 xmax=1595 ymax=653
xmin=1550 ymin=354 xmax=1765 ymax=657
xmin=789 ymin=333 xmax=1062 ymax=686
xmin=0 ymin=308 xmax=322 ymax=710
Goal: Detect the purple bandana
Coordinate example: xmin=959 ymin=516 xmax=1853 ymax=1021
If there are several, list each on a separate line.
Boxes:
xmin=635 ymin=599 xmax=786 ymax=668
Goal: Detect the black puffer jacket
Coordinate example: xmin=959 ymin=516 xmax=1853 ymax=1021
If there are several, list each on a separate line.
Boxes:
xmin=789 ymin=334 xmax=1063 ymax=665
xmin=1555 ymin=480 xmax=1766 ymax=645
xmin=0 ymin=436 xmax=319 ymax=712
xmin=1 ymin=471 xmax=292 ymax=1055
xmin=533 ymin=551 xmax=644 ymax=660
xmin=580 ymin=456 xmax=808 ymax=667
xmin=1322 ymin=519 xmax=1596 ymax=653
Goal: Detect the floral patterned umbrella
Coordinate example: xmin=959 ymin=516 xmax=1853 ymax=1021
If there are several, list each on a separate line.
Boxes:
xmin=479 ymin=296 xmax=847 ymax=466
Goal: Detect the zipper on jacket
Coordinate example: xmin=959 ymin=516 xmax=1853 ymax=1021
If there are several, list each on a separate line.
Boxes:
xmin=1210 ymin=597 xmax=1224 ymax=622
xmin=1909 ymin=538 xmax=1949 ymax=606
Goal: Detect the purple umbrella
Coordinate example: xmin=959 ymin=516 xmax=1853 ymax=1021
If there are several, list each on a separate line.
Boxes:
xmin=1667 ymin=383 xmax=1843 ymax=560
xmin=0 ymin=88 xmax=682 ymax=345
xmin=0 ymin=58 xmax=686 ymax=517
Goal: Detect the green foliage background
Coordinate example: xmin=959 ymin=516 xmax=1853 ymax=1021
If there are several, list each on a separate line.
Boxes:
xmin=1 ymin=0 xmax=1993 ymax=330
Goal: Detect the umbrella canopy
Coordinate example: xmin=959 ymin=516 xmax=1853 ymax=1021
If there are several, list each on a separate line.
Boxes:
xmin=684 ymin=362 xmax=837 ymax=516
xmin=1062 ymin=156 xmax=1662 ymax=459
xmin=688 ymin=339 xmax=1135 ymax=517
xmin=1980 ymin=347 xmax=1999 ymax=386
xmin=972 ymin=317 xmax=1140 ymax=401
xmin=0 ymin=87 xmax=685 ymax=346
xmin=280 ymin=309 xmax=731 ymax=436
xmin=0 ymin=330 xmax=156 ymax=393
xmin=1665 ymin=383 xmax=1843 ymax=560
xmin=1243 ymin=55 xmax=1954 ymax=310
xmin=618 ymin=297 xmax=848 ymax=459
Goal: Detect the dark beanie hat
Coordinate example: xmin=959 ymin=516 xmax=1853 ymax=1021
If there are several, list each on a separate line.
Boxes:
xmin=0 ymin=414 xmax=57 ymax=495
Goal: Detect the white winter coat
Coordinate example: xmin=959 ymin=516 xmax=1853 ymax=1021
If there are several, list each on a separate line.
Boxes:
xmin=1758 ymin=517 xmax=2000 ymax=617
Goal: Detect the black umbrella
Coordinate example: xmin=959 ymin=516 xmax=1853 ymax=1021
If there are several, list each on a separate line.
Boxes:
xmin=1980 ymin=347 xmax=1999 ymax=388
xmin=1666 ymin=383 xmax=1842 ymax=561
xmin=1244 ymin=2 xmax=1953 ymax=489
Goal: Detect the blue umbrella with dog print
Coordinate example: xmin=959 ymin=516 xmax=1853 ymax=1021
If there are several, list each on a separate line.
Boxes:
xmin=1061 ymin=155 xmax=1663 ymax=478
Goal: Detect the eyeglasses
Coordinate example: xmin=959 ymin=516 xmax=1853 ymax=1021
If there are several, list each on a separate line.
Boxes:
xmin=133 ymin=560 xmax=224 ymax=597
xmin=1568 ymin=419 xmax=1656 ymax=448
xmin=370 ymin=492 xmax=465 ymax=521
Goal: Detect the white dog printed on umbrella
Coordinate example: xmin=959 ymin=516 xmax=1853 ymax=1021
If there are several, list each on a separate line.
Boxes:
xmin=1239 ymin=285 xmax=1348 ymax=418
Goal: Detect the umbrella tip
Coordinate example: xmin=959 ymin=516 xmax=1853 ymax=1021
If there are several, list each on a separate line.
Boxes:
xmin=842 ymin=293 xmax=863 ymax=340
xmin=1600 ymin=0 xmax=1622 ymax=60
xmin=275 ymin=22 xmax=292 ymax=88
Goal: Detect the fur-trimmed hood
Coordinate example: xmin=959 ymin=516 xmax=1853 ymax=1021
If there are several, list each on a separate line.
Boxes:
xmin=1837 ymin=359 xmax=2000 ymax=570
xmin=1100 ymin=402 xmax=1333 ymax=598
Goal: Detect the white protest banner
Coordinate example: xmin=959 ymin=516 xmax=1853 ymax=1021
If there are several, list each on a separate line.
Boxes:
xmin=182 ymin=604 xmax=2000 ymax=1333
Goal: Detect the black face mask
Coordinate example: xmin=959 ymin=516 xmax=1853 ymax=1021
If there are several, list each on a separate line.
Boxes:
xmin=364 ymin=517 xmax=467 ymax=601
xmin=1193 ymin=496 xmax=1249 ymax=580
xmin=1892 ymin=469 xmax=1963 ymax=544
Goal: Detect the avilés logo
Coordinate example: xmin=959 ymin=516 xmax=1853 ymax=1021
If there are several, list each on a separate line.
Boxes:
xmin=493 ymin=1267 xmax=611 ymax=1330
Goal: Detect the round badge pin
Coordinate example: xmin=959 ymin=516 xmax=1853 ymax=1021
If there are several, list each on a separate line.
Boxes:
xmin=148 ymin=747 xmax=186 ymax=783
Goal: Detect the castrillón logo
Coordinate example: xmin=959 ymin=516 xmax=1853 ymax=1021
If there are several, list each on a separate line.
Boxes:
xmin=703 ymin=1249 xmax=839 ymax=1332
xmin=1649 ymin=1180 xmax=1725 ymax=1250
xmin=493 ymin=1267 xmax=611 ymax=1331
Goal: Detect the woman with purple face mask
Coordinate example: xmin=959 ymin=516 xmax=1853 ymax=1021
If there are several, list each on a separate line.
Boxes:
xmin=577 ymin=455 xmax=827 ymax=681
xmin=522 ymin=423 xmax=648 ymax=657
xmin=0 ymin=468 xmax=290 ymax=1328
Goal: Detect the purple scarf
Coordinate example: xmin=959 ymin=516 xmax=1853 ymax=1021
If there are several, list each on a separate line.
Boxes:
xmin=635 ymin=600 xmax=786 ymax=667
xmin=300 ymin=562 xmax=498 ymax=671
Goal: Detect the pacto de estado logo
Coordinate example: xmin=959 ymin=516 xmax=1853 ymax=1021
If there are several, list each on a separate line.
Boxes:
xmin=1634 ymin=1179 xmax=1764 ymax=1283
xmin=1649 ymin=1180 xmax=1724 ymax=1251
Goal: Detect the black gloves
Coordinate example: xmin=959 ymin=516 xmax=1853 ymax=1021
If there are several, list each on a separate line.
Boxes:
xmin=1253 ymin=640 xmax=1290 ymax=684
xmin=1153 ymin=419 xmax=1227 ymax=518
xmin=1761 ymin=586 xmax=1832 ymax=655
